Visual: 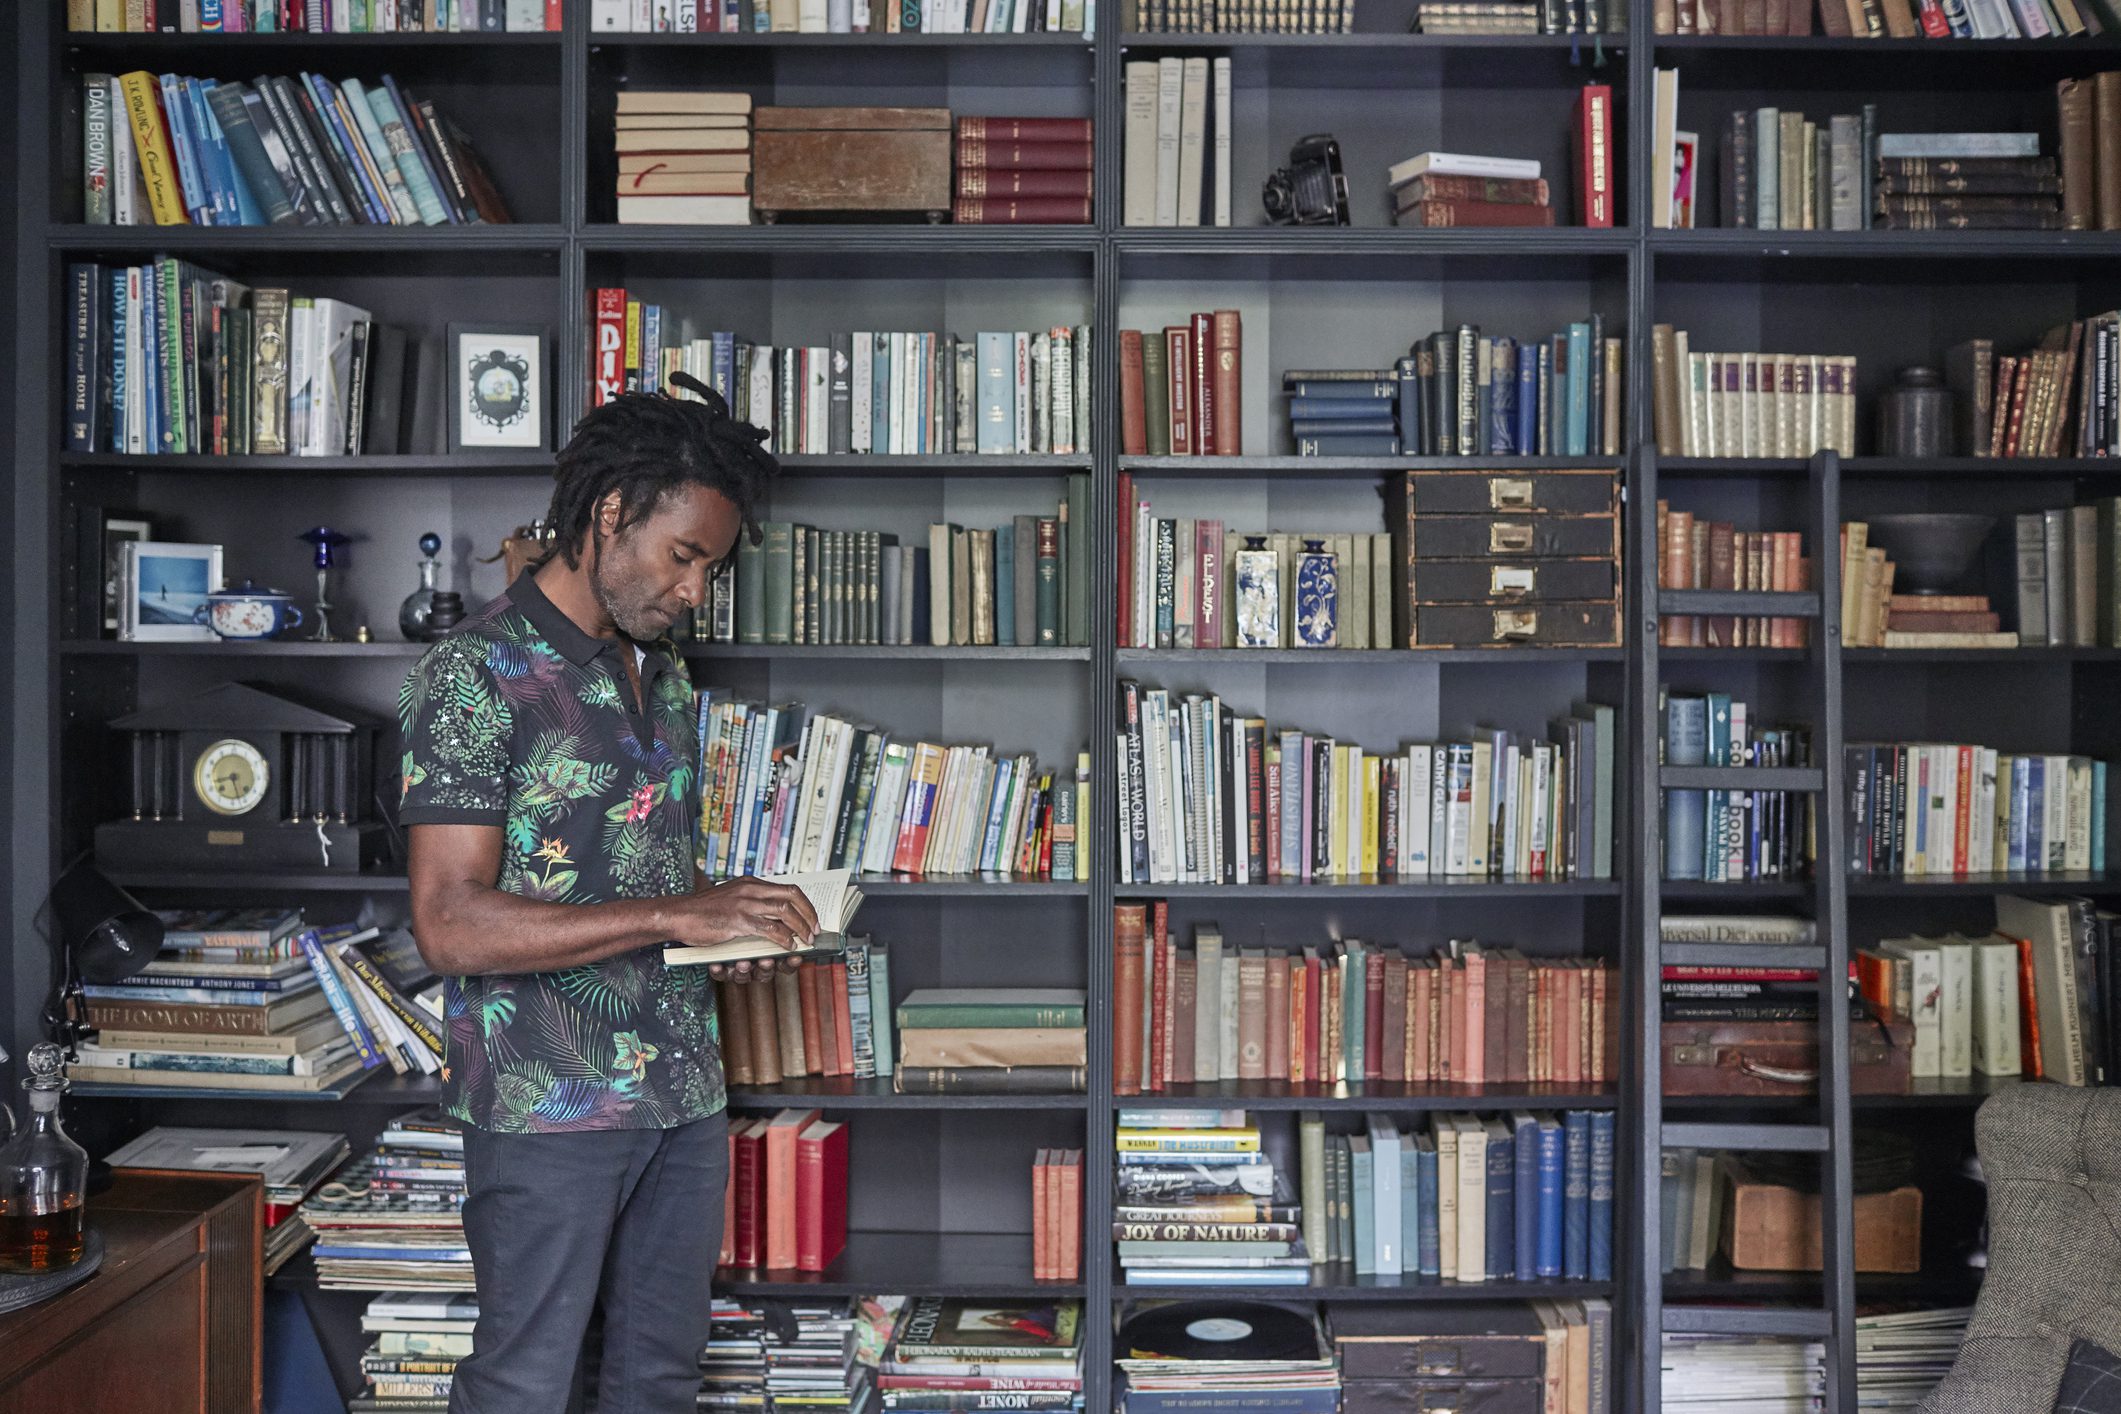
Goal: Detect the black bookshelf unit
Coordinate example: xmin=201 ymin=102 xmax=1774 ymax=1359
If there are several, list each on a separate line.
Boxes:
xmin=18 ymin=2 xmax=2121 ymax=1411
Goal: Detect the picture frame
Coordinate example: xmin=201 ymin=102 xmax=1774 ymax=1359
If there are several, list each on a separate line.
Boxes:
xmin=101 ymin=515 xmax=152 ymax=636
xmin=120 ymin=541 xmax=223 ymax=643
xmin=448 ymin=323 xmax=548 ymax=453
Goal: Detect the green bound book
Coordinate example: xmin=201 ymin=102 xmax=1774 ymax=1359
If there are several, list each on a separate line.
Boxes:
xmin=761 ymin=521 xmax=794 ymax=646
xmin=736 ymin=531 xmax=766 ymax=644
xmin=1035 ymin=517 xmax=1061 ymax=647
xmin=1143 ymin=335 xmax=1171 ymax=456
xmin=894 ymin=988 xmax=1086 ymax=1029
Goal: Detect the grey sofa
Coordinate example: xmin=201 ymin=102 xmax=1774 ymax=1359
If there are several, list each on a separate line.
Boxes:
xmin=1918 ymin=1084 xmax=2121 ymax=1413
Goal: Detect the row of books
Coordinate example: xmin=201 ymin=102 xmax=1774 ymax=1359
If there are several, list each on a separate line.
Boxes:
xmin=1657 ymin=1146 xmax=1734 ymax=1273
xmin=594 ymin=0 xmax=1095 ymax=32
xmin=611 ymin=90 xmax=750 ymax=225
xmin=1399 ymin=317 xmax=1625 ymax=459
xmin=301 ymin=1110 xmax=469 ymax=1291
xmin=1656 ymin=506 xmax=1812 ymax=650
xmin=1660 ymin=693 xmax=1817 ymax=883
xmin=1118 ymin=516 xmax=1396 ymax=651
xmin=713 ymin=943 xmax=893 ymax=1086
xmin=104 ymin=1124 xmax=348 ymax=1274
xmin=1034 ymin=1149 xmax=1087 ymax=1281
xmin=1948 ymin=318 xmax=2121 ymax=460
xmin=356 ymin=1290 xmax=475 ymax=1414
xmin=594 ymin=306 xmax=1097 ymax=459
xmin=83 ymin=70 xmax=508 ymax=227
xmin=1997 ymin=506 xmax=2121 ymax=649
xmin=1116 ymin=314 xmax=1242 ymax=456
xmin=1115 ymin=1114 xmax=1310 ymax=1283
xmin=1113 ymin=907 xmax=1621 ymax=1093
xmin=693 ymin=697 xmax=1088 ymax=881
xmin=719 ymin=1107 xmax=850 ymax=1273
xmin=72 ymin=1 xmax=558 ymax=29
xmin=1413 ymin=0 xmax=1629 ymax=30
xmin=1855 ymin=927 xmax=2021 ymax=1079
xmin=1115 ymin=686 xmax=1620 ymax=886
xmin=65 ymin=261 xmax=428 ymax=457
xmin=1128 ymin=0 xmax=1355 ymax=28
xmin=956 ymin=116 xmax=1096 ymax=226
xmin=1650 ymin=326 xmax=1860 ymax=458
xmin=893 ymin=987 xmax=1088 ymax=1094
xmin=1717 ymin=105 xmax=1880 ymax=232
xmin=1121 ymin=59 xmax=1232 ymax=228
xmin=1844 ymin=743 xmax=2112 ymax=878
xmin=1657 ymin=0 xmax=2111 ymax=32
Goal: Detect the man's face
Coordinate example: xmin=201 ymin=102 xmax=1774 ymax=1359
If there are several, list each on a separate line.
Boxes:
xmin=589 ymin=482 xmax=743 ymax=640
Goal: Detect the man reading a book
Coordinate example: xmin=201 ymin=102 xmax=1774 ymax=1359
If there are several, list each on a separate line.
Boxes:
xmin=399 ymin=375 xmax=816 ymax=1414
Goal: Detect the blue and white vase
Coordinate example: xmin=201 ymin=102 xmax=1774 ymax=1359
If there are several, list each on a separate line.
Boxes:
xmin=1294 ymin=539 xmax=1338 ymax=649
xmin=1232 ymin=536 xmax=1280 ymax=648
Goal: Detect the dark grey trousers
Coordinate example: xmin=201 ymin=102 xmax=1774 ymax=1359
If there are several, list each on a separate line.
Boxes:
xmin=449 ymin=1109 xmax=730 ymax=1414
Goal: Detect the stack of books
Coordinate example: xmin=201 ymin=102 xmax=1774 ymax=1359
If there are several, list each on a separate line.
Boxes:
xmin=1990 ymin=895 xmax=2120 ymax=1087
xmin=1656 ymin=505 xmax=1811 ymax=650
xmin=1276 ymin=370 xmax=1405 ymax=460
xmin=357 ymin=1291 xmax=477 ymax=1414
xmin=1121 ymin=59 xmax=1234 ymax=228
xmin=301 ymin=1108 xmax=469 ymax=1291
xmin=1116 ymin=1112 xmax=1309 ymax=1285
xmin=1947 ymin=321 xmax=2121 ymax=461
xmin=1650 ymin=325 xmax=1860 ymax=458
xmin=80 ymin=70 xmax=507 ymax=227
xmin=614 ymin=91 xmax=751 ymax=225
xmin=1660 ymin=693 xmax=1815 ymax=883
xmin=1132 ymin=0 xmax=1358 ymax=27
xmin=1854 ymin=1307 xmax=1972 ymax=1411
xmin=756 ymin=1300 xmax=875 ymax=1411
xmin=1391 ymin=152 xmax=1553 ymax=228
xmin=955 ymin=116 xmax=1094 ymax=225
xmin=1117 ymin=313 xmax=1244 ymax=456
xmin=73 ymin=914 xmax=366 ymax=1095
xmin=1034 ymin=1148 xmax=1086 ymax=1281
xmin=1845 ymin=745 xmax=2110 ymax=878
xmin=1876 ymin=133 xmax=2061 ymax=231
xmin=1415 ymin=1 xmax=1544 ymax=31
xmin=721 ymin=1108 xmax=849 ymax=1274
xmin=1835 ymin=524 xmax=2011 ymax=651
xmin=1113 ymin=908 xmax=1619 ymax=1095
xmin=301 ymin=925 xmax=446 ymax=1080
xmin=1662 ymin=1335 xmax=1823 ymax=1410
xmin=1114 ymin=688 xmax=1619 ymax=886
xmin=715 ymin=942 xmax=896 ymax=1087
xmin=1663 ymin=961 xmax=1849 ymax=1028
xmin=893 ymin=988 xmax=1088 ymax=1095
xmin=1115 ymin=508 xmax=1395 ymax=651
xmin=1118 ymin=1299 xmax=1339 ymax=1414
xmin=103 ymin=1125 xmax=349 ymax=1274
xmin=880 ymin=1299 xmax=1084 ymax=1408
xmin=693 ymin=698 xmax=1087 ymax=884
xmin=1300 ymin=1111 xmax=1614 ymax=1281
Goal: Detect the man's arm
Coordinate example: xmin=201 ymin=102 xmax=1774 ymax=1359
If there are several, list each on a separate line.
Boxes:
xmin=409 ymin=823 xmax=818 ymax=977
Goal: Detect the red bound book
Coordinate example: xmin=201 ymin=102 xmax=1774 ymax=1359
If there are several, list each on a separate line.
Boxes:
xmin=1303 ymin=949 xmax=1323 ymax=1082
xmin=1197 ymin=519 xmax=1225 ymax=652
xmin=1575 ymin=85 xmax=1614 ymax=228
xmin=1148 ymin=902 xmax=1169 ymax=1091
xmin=1114 ymin=904 xmax=1146 ymax=1094
xmin=1031 ymin=1149 xmax=1052 ymax=1281
xmin=697 ymin=0 xmax=718 ymax=30
xmin=731 ymin=1117 xmax=766 ymax=1268
xmin=1363 ymin=950 xmax=1385 ymax=1081
xmin=1165 ymin=327 xmax=1193 ymax=454
xmin=953 ymin=197 xmax=1094 ymax=225
xmin=720 ymin=1127 xmax=737 ymax=1266
xmin=955 ymin=139 xmax=1095 ymax=171
xmin=1119 ymin=331 xmax=1149 ymax=458
xmin=1398 ymin=200 xmax=1559 ymax=228
xmin=958 ymin=117 xmax=1095 ymax=142
xmin=956 ymin=169 xmax=1095 ymax=199
xmin=1059 ymin=1151 xmax=1082 ymax=1280
xmin=830 ymin=960 xmax=855 ymax=1077
xmin=765 ymin=1107 xmax=820 ymax=1270
xmin=1242 ymin=717 xmax=1264 ymax=880
xmin=1382 ymin=955 xmax=1408 ymax=1083
xmin=592 ymin=287 xmax=627 ymax=407
xmin=795 ymin=1117 xmax=848 ymax=1273
xmin=1410 ymin=964 xmax=1433 ymax=1082
xmin=1191 ymin=312 xmax=1215 ymax=460
xmin=797 ymin=964 xmax=826 ymax=1076
xmin=1172 ymin=954 xmax=1196 ymax=1085
xmin=1118 ymin=472 xmax=1138 ymax=646
xmin=1211 ymin=311 xmax=1242 ymax=455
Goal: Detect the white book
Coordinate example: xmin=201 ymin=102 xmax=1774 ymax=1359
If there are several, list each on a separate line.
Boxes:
xmin=748 ymin=345 xmax=774 ymax=443
xmin=1154 ymin=58 xmax=1184 ymax=227
xmin=590 ymin=0 xmax=631 ymax=29
xmin=1388 ymin=151 xmax=1541 ymax=185
xmin=1972 ymin=747 xmax=1999 ymax=874
xmin=1971 ymin=933 xmax=2024 ymax=1076
xmin=1455 ymin=1114 xmax=1487 ymax=1283
xmin=1194 ymin=926 xmax=1223 ymax=1080
xmin=1404 ymin=746 xmax=1433 ymax=877
xmin=1218 ymin=935 xmax=1241 ymax=1081
xmin=109 ymin=76 xmax=138 ymax=226
xmin=1934 ymin=934 xmax=1975 ymax=1079
xmin=1013 ymin=331 xmax=1032 ymax=453
xmin=1212 ymin=57 xmax=1232 ymax=227
xmin=2046 ymin=753 xmax=2071 ymax=871
xmin=1997 ymin=895 xmax=2084 ymax=1084
xmin=286 ymin=297 xmax=313 ymax=455
xmin=1124 ymin=62 xmax=1158 ymax=226
xmin=1651 ymin=68 xmax=1680 ymax=228
xmin=805 ymin=346 xmax=829 ymax=454
xmin=1176 ymin=57 xmax=1208 ymax=228
xmin=1115 ymin=731 xmax=1136 ymax=886
xmin=1435 ymin=1117 xmax=1459 ymax=1280
xmin=1879 ymin=937 xmax=1944 ymax=1078
xmin=306 ymin=298 xmax=370 ymax=457
xmin=850 ymin=332 xmax=872 ymax=453
xmin=1367 ymin=1116 xmax=1402 ymax=1275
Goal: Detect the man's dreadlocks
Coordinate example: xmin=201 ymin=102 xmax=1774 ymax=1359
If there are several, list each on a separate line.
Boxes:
xmin=542 ymin=370 xmax=777 ymax=569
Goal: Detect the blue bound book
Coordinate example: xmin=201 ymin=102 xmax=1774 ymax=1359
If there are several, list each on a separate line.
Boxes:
xmin=1284 ymin=378 xmax=1396 ymax=399
xmin=1350 ymin=1135 xmax=1376 ymax=1277
xmin=1588 ymin=1110 xmax=1615 ymax=1282
xmin=1536 ymin=1117 xmax=1563 ymax=1277
xmin=1563 ymin=1111 xmax=1591 ymax=1281
xmin=1399 ymin=1135 xmax=1422 ymax=1275
xmin=1511 ymin=1111 xmax=1541 ymax=1282
xmin=1490 ymin=336 xmax=1517 ymax=455
xmin=1368 ymin=1117 xmax=1403 ymax=1276
xmin=1515 ymin=343 xmax=1538 ymax=453
xmin=1288 ymin=394 xmax=1397 ymax=419
xmin=1565 ymin=322 xmax=1592 ymax=455
xmin=1291 ymin=416 xmax=1398 ymax=438
xmin=1295 ymin=433 xmax=1400 ymax=457
xmin=2027 ymin=755 xmax=2046 ymax=873
xmin=1415 ymin=1134 xmax=1441 ymax=1276
xmin=1664 ymin=695 xmax=1708 ymax=881
xmin=1484 ymin=1118 xmax=1514 ymax=1281
xmin=1395 ymin=357 xmax=1422 ymax=455
xmin=994 ymin=522 xmax=1016 ymax=647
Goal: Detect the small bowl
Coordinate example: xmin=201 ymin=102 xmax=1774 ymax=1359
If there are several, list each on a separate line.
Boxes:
xmin=1864 ymin=514 xmax=1997 ymax=595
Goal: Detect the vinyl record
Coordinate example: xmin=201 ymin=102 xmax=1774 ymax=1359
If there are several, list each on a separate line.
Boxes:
xmin=1119 ymin=1300 xmax=1318 ymax=1362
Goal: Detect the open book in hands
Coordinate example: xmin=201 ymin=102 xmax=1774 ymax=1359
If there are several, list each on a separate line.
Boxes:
xmin=662 ymin=869 xmax=866 ymax=968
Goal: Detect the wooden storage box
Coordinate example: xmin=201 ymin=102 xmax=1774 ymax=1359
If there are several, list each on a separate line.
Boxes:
xmin=1725 ymin=1168 xmax=1923 ymax=1273
xmin=1343 ymin=1381 xmax=1545 ymax=1414
xmin=751 ymin=107 xmax=952 ymax=222
xmin=1330 ymin=1303 xmax=1546 ymax=1380
xmin=1661 ymin=1016 xmax=1914 ymax=1097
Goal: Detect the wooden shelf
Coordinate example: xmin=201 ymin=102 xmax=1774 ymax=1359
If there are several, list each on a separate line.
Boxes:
xmin=720 ymin=1232 xmax=1079 ymax=1299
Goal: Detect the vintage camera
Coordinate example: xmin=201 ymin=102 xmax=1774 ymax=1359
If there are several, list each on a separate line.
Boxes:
xmin=1261 ymin=134 xmax=1351 ymax=226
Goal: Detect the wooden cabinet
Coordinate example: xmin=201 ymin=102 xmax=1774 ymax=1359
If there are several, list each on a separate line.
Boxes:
xmin=0 ymin=1169 xmax=261 ymax=1414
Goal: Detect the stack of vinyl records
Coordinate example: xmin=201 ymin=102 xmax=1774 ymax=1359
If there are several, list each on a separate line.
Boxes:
xmin=301 ymin=1108 xmax=469 ymax=1291
xmin=877 ymin=1299 xmax=1084 ymax=1413
xmin=1854 ymin=1307 xmax=1972 ymax=1412
xmin=1115 ymin=1111 xmax=1309 ymax=1286
xmin=1661 ymin=1334 xmax=1824 ymax=1410
xmin=698 ymin=1298 xmax=772 ymax=1410
xmin=102 ymin=1124 xmax=348 ymax=1274
xmin=764 ymin=1301 xmax=875 ymax=1413
xmin=1116 ymin=1300 xmax=1339 ymax=1414
xmin=356 ymin=1292 xmax=477 ymax=1414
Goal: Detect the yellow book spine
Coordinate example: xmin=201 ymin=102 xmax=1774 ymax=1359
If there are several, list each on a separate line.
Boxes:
xmin=1328 ymin=745 xmax=1348 ymax=879
xmin=1362 ymin=754 xmax=1381 ymax=877
xmin=118 ymin=72 xmax=187 ymax=226
xmin=624 ymin=301 xmax=642 ymax=391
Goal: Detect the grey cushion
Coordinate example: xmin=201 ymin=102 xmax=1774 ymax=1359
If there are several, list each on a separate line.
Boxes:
xmin=1919 ymin=1085 xmax=2121 ymax=1414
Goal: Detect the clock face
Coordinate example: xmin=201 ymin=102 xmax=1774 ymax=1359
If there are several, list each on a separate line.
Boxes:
xmin=194 ymin=738 xmax=270 ymax=817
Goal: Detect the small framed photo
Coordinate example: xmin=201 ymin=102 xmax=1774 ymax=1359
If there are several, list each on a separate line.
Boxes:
xmin=448 ymin=323 xmax=547 ymax=453
xmin=101 ymin=515 xmax=152 ymax=635
xmin=121 ymin=541 xmax=223 ymax=642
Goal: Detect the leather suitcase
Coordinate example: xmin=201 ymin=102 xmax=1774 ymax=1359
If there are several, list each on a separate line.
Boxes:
xmin=752 ymin=107 xmax=952 ymax=222
xmin=1661 ymin=1016 xmax=1914 ymax=1097
xmin=1408 ymin=602 xmax=1620 ymax=649
xmin=1342 ymin=1380 xmax=1545 ymax=1414
xmin=1408 ymin=558 xmax=1619 ymax=605
xmin=1329 ymin=1303 xmax=1545 ymax=1380
xmin=1402 ymin=468 xmax=1621 ymax=516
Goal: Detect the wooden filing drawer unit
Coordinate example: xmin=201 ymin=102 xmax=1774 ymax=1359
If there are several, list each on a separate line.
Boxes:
xmin=1386 ymin=468 xmax=1623 ymax=649
xmin=751 ymin=107 xmax=952 ymax=222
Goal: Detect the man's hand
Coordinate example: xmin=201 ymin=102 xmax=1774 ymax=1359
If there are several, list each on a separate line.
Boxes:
xmin=672 ymin=877 xmax=820 ymax=982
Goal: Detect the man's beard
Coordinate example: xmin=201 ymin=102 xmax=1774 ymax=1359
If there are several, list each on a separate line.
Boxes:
xmin=588 ymin=539 xmax=667 ymax=640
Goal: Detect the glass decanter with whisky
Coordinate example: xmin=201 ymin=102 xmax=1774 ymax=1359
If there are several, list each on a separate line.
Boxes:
xmin=0 ymin=1043 xmax=90 ymax=1272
